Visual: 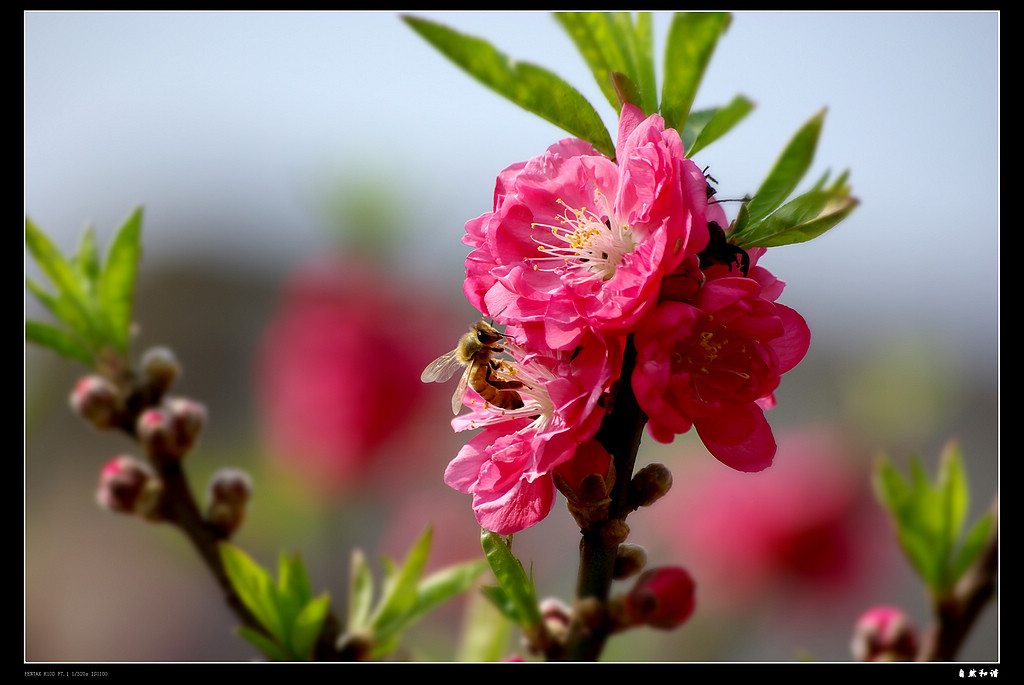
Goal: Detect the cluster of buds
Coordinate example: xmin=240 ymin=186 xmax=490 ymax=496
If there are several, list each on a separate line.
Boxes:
xmin=850 ymin=606 xmax=918 ymax=661
xmin=73 ymin=346 xmax=253 ymax=538
xmin=136 ymin=397 xmax=207 ymax=462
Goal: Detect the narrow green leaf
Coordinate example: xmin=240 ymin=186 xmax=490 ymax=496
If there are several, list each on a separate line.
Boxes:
xmin=480 ymin=530 xmax=541 ymax=629
xmin=278 ymin=551 xmax=314 ymax=608
xmin=660 ymin=12 xmax=731 ymax=135
xmin=289 ymin=594 xmax=331 ymax=661
xmin=687 ymin=93 xmax=755 ymax=158
xmin=97 ymin=207 xmax=143 ymax=355
xmin=478 ymin=585 xmax=520 ymax=624
xmin=219 ymin=543 xmax=285 ymax=642
xmin=554 ymin=13 xmax=656 ymax=115
xmin=369 ymin=527 xmax=433 ymax=637
xmin=555 ymin=12 xmax=627 ymax=112
xmin=347 ymin=549 xmax=375 ymax=631
xmin=631 ymin=12 xmax=657 ymax=115
xmin=236 ymin=626 xmax=291 ymax=662
xmin=456 ymin=590 xmax=513 ymax=662
xmin=25 ymin=319 xmax=94 ymax=366
xmin=732 ymin=188 xmax=858 ymax=249
xmin=938 ymin=441 xmax=969 ymax=549
xmin=743 ymin=109 xmax=825 ymax=228
xmin=73 ymin=225 xmax=101 ymax=292
xmin=403 ymin=560 xmax=488 ymax=628
xmin=403 ymin=15 xmax=615 ymax=157
xmin=951 ymin=513 xmax=994 ymax=587
xmin=25 ymin=217 xmax=101 ymax=349
xmin=610 ymin=71 xmax=643 ymax=111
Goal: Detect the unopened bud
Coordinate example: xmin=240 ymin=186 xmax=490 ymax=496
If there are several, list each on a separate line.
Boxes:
xmin=539 ymin=597 xmax=572 ymax=641
xmin=140 ymin=346 xmax=181 ymax=396
xmin=96 ymin=455 xmax=163 ymax=520
xmin=136 ymin=397 xmax=206 ymax=459
xmin=613 ymin=543 xmax=648 ymax=580
xmin=553 ymin=440 xmax=615 ymax=530
xmin=629 ymin=462 xmax=673 ymax=509
xmin=206 ymin=468 xmax=252 ymax=536
xmin=851 ymin=606 xmax=918 ymax=662
xmin=623 ymin=567 xmax=696 ymax=630
xmin=69 ymin=375 xmax=124 ymax=430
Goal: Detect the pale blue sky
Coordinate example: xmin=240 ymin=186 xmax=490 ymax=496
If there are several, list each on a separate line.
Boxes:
xmin=25 ymin=11 xmax=999 ymax=370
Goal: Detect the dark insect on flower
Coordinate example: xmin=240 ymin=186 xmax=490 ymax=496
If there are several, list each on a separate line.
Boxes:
xmin=703 ymin=166 xmax=718 ymax=200
xmin=698 ymin=221 xmax=750 ymax=277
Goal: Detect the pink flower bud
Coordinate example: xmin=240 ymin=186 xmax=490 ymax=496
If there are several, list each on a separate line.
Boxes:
xmin=206 ymin=468 xmax=252 ymax=536
xmin=95 ymin=455 xmax=162 ymax=519
xmin=140 ymin=346 xmax=181 ymax=395
xmin=851 ymin=606 xmax=918 ymax=662
xmin=624 ymin=567 xmax=696 ymax=630
xmin=69 ymin=375 xmax=124 ymax=430
xmin=613 ymin=543 xmax=648 ymax=580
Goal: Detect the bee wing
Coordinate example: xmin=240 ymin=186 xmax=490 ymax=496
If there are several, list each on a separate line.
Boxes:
xmin=452 ymin=364 xmax=472 ymax=414
xmin=421 ymin=349 xmax=462 ymax=383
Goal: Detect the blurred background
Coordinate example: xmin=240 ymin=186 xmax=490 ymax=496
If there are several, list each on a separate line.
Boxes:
xmin=24 ymin=11 xmax=998 ymax=662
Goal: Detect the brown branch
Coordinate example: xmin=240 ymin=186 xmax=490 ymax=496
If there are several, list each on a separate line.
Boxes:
xmin=554 ymin=335 xmax=648 ymax=661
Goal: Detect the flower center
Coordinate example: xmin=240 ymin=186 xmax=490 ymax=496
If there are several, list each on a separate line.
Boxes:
xmin=530 ymin=197 xmax=635 ymax=283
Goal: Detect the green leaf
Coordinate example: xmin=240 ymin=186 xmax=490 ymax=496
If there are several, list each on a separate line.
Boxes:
xmin=872 ymin=441 xmax=992 ymax=595
xmin=289 ymin=593 xmax=331 ymax=661
xmin=660 ymin=12 xmax=731 ymax=135
xmin=950 ymin=512 xmax=994 ymax=584
xmin=403 ymin=14 xmax=615 ymax=157
xmin=732 ymin=185 xmax=858 ymax=249
xmin=369 ymin=527 xmax=433 ymax=640
xmin=554 ymin=12 xmax=657 ymax=115
xmin=236 ymin=626 xmax=291 ymax=662
xmin=456 ymin=590 xmax=513 ymax=662
xmin=25 ymin=319 xmax=94 ymax=366
xmin=686 ymin=93 xmax=755 ymax=158
xmin=219 ymin=543 xmax=285 ymax=642
xmin=347 ymin=549 xmax=375 ymax=631
xmin=73 ymin=224 xmax=101 ymax=292
xmin=25 ymin=217 xmax=101 ymax=353
xmin=220 ymin=544 xmax=333 ymax=661
xmin=480 ymin=530 xmax=542 ymax=629
xmin=742 ymin=108 xmax=825 ymax=228
xmin=97 ymin=207 xmax=143 ymax=355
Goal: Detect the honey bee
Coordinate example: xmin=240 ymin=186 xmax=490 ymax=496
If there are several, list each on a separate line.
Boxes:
xmin=421 ymin=320 xmax=525 ymax=415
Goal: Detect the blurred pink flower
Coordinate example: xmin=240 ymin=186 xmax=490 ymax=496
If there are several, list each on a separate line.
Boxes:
xmin=463 ymin=103 xmax=709 ymax=352
xmin=658 ymin=428 xmax=884 ymax=608
xmin=256 ymin=254 xmax=452 ymax=494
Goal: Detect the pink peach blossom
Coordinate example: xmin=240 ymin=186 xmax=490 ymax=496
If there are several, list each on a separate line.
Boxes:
xmin=463 ymin=104 xmax=709 ymax=352
xmin=443 ymin=328 xmax=617 ymax=534
xmin=632 ymin=276 xmax=810 ymax=471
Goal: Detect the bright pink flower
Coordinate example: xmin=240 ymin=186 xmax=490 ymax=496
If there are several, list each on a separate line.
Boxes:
xmin=443 ymin=329 xmax=617 ymax=534
xmin=463 ymin=104 xmax=709 ymax=351
xmin=632 ymin=276 xmax=810 ymax=471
